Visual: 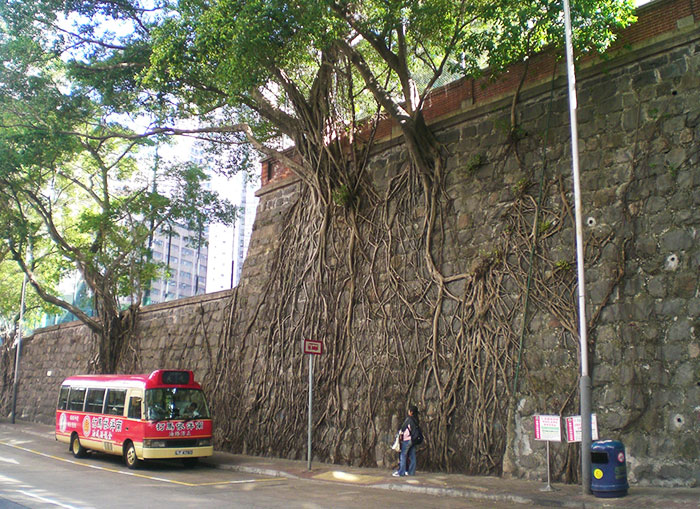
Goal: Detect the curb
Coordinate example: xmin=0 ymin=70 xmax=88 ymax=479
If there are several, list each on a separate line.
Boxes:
xmin=374 ymin=483 xmax=536 ymax=505
xmin=204 ymin=458 xmax=542 ymax=506
xmin=202 ymin=460 xmax=300 ymax=480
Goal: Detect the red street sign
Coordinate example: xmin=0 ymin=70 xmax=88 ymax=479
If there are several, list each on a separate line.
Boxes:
xmin=303 ymin=339 xmax=323 ymax=355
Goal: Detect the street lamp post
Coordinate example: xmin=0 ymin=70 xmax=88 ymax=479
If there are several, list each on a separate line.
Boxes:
xmin=11 ymin=272 xmax=29 ymax=424
xmin=562 ymin=0 xmax=592 ymax=494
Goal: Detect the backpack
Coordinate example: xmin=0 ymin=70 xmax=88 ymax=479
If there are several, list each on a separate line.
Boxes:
xmin=412 ymin=422 xmax=424 ymax=446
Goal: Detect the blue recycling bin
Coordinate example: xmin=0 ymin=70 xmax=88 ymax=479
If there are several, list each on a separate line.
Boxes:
xmin=590 ymin=440 xmax=629 ymax=498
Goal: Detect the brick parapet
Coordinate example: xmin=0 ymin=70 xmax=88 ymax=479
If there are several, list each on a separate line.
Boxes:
xmin=259 ymin=0 xmax=698 ymax=191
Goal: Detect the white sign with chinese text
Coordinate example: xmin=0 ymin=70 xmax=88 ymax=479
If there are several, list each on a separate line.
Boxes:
xmin=564 ymin=414 xmax=599 ymax=443
xmin=534 ymin=415 xmax=561 ymax=442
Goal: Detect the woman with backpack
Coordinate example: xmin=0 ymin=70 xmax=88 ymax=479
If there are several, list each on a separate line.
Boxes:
xmin=393 ymin=404 xmax=421 ymax=477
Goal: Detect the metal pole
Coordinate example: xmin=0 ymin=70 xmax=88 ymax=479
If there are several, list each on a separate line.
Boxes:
xmin=11 ymin=273 xmax=28 ymax=424
xmin=544 ymin=441 xmax=553 ymax=491
xmin=307 ymin=354 xmax=313 ymax=471
xmin=562 ymin=0 xmax=592 ymax=494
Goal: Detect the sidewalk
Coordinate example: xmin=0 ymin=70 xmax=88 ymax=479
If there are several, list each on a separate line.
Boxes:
xmin=3 ymin=420 xmax=699 ymax=508
xmin=203 ymin=451 xmax=700 ymax=508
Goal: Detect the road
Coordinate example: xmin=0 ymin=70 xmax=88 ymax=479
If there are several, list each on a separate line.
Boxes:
xmin=0 ymin=428 xmax=503 ymax=508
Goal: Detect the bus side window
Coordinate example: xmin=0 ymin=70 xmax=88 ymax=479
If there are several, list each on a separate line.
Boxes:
xmin=85 ymin=388 xmax=106 ymax=414
xmin=128 ymin=397 xmax=142 ymax=420
xmin=105 ymin=389 xmax=126 ymax=416
xmin=57 ymin=386 xmax=70 ymax=410
xmin=68 ymin=388 xmax=86 ymax=411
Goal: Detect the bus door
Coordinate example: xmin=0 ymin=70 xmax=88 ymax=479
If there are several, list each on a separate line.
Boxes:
xmin=121 ymin=389 xmax=144 ymax=453
xmin=127 ymin=392 xmax=143 ymax=420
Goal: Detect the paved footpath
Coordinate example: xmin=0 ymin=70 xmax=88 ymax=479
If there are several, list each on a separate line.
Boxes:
xmin=3 ymin=421 xmax=699 ymax=508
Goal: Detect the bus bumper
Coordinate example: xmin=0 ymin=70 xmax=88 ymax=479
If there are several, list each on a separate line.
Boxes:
xmin=141 ymin=445 xmax=214 ymax=460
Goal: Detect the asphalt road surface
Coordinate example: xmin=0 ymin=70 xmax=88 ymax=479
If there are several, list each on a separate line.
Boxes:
xmin=0 ymin=428 xmax=510 ymax=508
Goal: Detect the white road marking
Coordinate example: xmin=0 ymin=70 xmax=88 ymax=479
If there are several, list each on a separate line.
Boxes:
xmin=15 ymin=490 xmax=86 ymax=509
xmin=4 ymin=440 xmax=32 ymax=446
xmin=0 ymin=440 xmax=284 ymax=487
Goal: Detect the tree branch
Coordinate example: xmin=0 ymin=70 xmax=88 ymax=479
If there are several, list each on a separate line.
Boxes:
xmin=8 ymin=242 xmax=102 ymax=334
xmin=336 ymin=40 xmax=412 ymax=128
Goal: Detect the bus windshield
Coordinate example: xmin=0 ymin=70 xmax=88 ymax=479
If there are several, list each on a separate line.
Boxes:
xmin=145 ymin=388 xmax=210 ymax=421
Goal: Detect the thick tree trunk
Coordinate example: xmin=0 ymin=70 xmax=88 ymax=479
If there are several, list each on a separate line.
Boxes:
xmin=94 ymin=298 xmax=138 ymax=374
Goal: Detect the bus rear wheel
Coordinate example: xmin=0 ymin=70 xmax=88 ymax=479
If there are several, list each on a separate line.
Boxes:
xmin=123 ymin=441 xmax=141 ymax=469
xmin=70 ymin=434 xmax=87 ymax=458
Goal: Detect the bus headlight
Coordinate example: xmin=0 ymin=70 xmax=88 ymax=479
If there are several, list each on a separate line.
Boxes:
xmin=196 ymin=438 xmax=211 ymax=447
xmin=143 ymin=439 xmax=167 ymax=448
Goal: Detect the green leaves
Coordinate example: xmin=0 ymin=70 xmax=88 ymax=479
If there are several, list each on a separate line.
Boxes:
xmin=0 ymin=1 xmax=240 ymax=337
xmin=163 ymin=161 xmax=240 ymax=233
xmin=460 ymin=0 xmax=636 ymax=76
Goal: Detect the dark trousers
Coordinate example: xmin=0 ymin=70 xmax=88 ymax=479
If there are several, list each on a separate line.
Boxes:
xmin=398 ymin=440 xmax=416 ymax=475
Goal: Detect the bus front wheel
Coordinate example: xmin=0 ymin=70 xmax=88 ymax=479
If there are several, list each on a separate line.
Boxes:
xmin=123 ymin=441 xmax=141 ymax=470
xmin=70 ymin=434 xmax=87 ymax=458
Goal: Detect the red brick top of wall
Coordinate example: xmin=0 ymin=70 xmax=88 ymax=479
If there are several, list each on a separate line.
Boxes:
xmin=260 ymin=0 xmax=697 ymax=189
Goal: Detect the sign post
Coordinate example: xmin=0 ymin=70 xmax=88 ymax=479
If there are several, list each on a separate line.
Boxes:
xmin=303 ymin=339 xmax=323 ymax=471
xmin=534 ymin=415 xmax=562 ymax=492
xmin=307 ymin=353 xmax=313 ymax=471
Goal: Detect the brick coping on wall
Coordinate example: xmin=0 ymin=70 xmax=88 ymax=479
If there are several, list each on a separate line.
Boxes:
xmin=258 ymin=0 xmax=699 ymax=191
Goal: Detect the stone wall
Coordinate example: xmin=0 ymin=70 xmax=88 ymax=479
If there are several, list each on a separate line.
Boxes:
xmin=1 ymin=290 xmax=232 ymax=424
xmin=2 ymin=320 xmax=92 ymax=424
xmin=496 ymin=31 xmax=700 ymax=486
xmin=2 ymin=0 xmax=699 ymax=487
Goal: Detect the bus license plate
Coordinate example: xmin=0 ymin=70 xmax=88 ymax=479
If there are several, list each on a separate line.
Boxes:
xmin=175 ymin=450 xmax=193 ymax=455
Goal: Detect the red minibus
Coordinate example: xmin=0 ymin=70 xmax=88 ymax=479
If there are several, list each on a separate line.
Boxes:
xmin=55 ymin=369 xmax=213 ymax=469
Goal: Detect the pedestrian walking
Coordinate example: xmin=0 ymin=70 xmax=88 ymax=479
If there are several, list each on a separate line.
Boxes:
xmin=393 ymin=404 xmax=420 ymax=477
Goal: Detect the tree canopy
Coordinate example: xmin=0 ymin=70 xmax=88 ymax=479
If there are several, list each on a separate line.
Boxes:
xmin=1 ymin=0 xmax=636 ymax=199
xmin=0 ymin=7 xmax=238 ymax=370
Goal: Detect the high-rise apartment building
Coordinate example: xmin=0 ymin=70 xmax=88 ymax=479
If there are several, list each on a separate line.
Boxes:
xmin=146 ymin=223 xmax=209 ymax=304
xmin=205 ymin=172 xmax=257 ymax=291
xmin=143 ymin=135 xmax=257 ymax=301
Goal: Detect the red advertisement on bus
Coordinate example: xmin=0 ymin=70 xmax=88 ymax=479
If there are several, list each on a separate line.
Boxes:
xmin=55 ymin=370 xmax=213 ymax=469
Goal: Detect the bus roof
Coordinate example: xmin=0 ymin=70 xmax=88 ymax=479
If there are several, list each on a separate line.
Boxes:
xmin=60 ymin=370 xmax=201 ymax=390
